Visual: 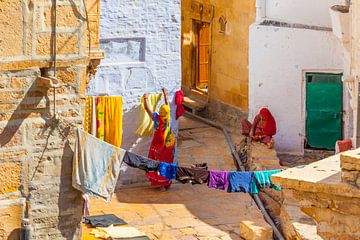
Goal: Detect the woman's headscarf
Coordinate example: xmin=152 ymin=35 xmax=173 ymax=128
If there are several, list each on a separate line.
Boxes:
xmin=259 ymin=108 xmax=277 ymax=136
xmin=159 ymin=104 xmax=171 ymax=143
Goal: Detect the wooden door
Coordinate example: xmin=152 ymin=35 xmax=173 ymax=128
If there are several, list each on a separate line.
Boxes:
xmin=195 ymin=22 xmax=210 ymax=90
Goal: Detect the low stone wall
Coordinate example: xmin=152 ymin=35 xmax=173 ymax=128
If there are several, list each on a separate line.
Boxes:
xmin=340 ymin=150 xmax=360 ymax=187
xmin=208 ymin=99 xmax=247 ymax=132
xmin=272 ymin=154 xmax=360 ymax=240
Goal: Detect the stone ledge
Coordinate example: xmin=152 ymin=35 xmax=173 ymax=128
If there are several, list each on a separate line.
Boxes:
xmin=272 ymin=154 xmax=360 ymax=198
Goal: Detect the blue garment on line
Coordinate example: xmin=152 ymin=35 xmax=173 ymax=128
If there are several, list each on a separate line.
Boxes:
xmin=159 ymin=162 xmax=178 ymax=180
xmin=250 ymin=169 xmax=283 ymax=194
xmin=227 ymin=172 xmax=254 ymax=193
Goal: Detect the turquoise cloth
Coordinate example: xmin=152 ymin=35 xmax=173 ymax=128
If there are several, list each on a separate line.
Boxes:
xmin=250 ymin=169 xmax=282 ymax=194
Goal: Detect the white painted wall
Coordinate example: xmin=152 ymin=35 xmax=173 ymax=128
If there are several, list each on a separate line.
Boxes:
xmin=88 ymin=0 xmax=181 ymax=185
xmin=264 ymin=0 xmax=346 ymax=27
xmin=249 ymin=25 xmax=344 ymax=154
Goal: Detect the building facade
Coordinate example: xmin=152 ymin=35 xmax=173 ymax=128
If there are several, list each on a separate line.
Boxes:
xmin=249 ymin=0 xmax=349 ymax=154
xmin=0 ymin=0 xmax=101 ymax=239
xmin=181 ymin=0 xmax=256 ymax=127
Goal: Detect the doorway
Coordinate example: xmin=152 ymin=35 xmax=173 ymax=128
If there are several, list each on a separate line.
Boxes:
xmin=305 ymin=73 xmax=343 ymax=150
xmin=193 ymin=21 xmax=210 ymax=93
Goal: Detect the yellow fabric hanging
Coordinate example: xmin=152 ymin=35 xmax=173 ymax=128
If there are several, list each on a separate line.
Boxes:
xmin=96 ymin=97 xmax=106 ymax=141
xmin=84 ymin=96 xmax=123 ymax=147
xmin=136 ymin=93 xmax=162 ymax=136
xmin=83 ymin=96 xmax=93 ymax=134
xmin=104 ymin=96 xmax=123 ymax=148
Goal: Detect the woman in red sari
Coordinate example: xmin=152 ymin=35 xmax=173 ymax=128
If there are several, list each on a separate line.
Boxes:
xmin=143 ymin=88 xmax=175 ymax=190
xmin=241 ymin=108 xmax=277 ymax=148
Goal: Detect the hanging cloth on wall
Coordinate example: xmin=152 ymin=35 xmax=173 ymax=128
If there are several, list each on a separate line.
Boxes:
xmin=136 ymin=93 xmax=163 ymax=136
xmin=72 ymin=129 xmax=126 ymax=202
xmin=103 ymin=96 xmax=123 ymax=148
xmin=175 ymin=90 xmax=185 ymax=120
xmin=84 ymin=96 xmax=123 ymax=147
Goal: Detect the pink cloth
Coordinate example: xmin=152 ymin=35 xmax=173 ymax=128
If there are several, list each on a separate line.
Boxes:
xmin=175 ymin=90 xmax=185 ymax=120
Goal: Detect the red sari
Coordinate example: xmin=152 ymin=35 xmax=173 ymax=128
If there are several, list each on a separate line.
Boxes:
xmin=146 ymin=111 xmax=175 ymax=187
xmin=241 ymin=108 xmax=276 ymax=144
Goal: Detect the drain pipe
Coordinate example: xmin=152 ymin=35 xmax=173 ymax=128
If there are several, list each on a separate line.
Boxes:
xmin=184 ymin=112 xmax=285 ymax=240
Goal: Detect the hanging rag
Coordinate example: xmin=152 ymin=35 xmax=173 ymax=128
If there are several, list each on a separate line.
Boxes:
xmin=227 ymin=172 xmax=254 ymax=193
xmin=96 ymin=97 xmax=106 ymax=141
xmin=176 ymin=166 xmax=209 ymax=184
xmin=91 ymin=96 xmax=97 ymax=136
xmin=158 ymin=162 xmax=178 ymax=180
xmin=136 ymin=93 xmax=163 ymax=136
xmin=84 ymin=214 xmax=127 ymax=228
xmin=175 ymin=90 xmax=185 ymax=120
xmin=250 ymin=169 xmax=283 ymax=194
xmin=91 ymin=225 xmax=147 ymax=239
xmin=123 ymin=151 xmax=160 ymax=172
xmin=207 ymin=170 xmax=230 ymax=190
xmin=72 ymin=129 xmax=126 ymax=202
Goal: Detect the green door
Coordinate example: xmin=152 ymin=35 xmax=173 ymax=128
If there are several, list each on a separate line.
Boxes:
xmin=306 ymin=73 xmax=343 ymax=149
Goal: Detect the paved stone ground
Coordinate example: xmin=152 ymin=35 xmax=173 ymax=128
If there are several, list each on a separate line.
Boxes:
xmin=89 ymin=117 xmax=270 ymax=240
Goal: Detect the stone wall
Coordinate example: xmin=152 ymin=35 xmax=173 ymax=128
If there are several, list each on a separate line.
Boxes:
xmin=88 ymin=0 xmax=181 ymax=186
xmin=0 ymin=0 xmax=101 ymax=239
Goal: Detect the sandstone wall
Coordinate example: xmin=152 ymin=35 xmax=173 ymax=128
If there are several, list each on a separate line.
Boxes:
xmin=0 ymin=0 xmax=101 ymax=239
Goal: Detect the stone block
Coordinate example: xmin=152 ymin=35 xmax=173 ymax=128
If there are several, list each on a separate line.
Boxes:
xmin=341 ymin=170 xmax=359 ymax=184
xmin=0 ymin=162 xmax=22 ymax=194
xmin=36 ymin=33 xmax=79 ymax=56
xmin=44 ymin=5 xmax=80 ymax=28
xmin=0 ymin=0 xmax=22 ymax=57
xmin=0 ymin=200 xmax=24 ymax=240
xmin=239 ymin=220 xmax=273 ymax=240
xmin=0 ymin=91 xmax=24 ymax=102
xmin=10 ymin=77 xmax=32 ymax=89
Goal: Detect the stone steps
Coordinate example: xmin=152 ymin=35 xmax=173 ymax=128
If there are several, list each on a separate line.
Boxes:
xmin=183 ymin=96 xmax=207 ymax=114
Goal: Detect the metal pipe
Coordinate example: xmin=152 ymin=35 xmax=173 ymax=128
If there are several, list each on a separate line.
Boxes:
xmin=184 ymin=111 xmax=285 ymax=240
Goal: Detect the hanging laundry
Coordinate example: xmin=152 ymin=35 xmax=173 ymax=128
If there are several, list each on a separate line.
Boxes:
xmin=72 ymin=129 xmax=126 ymax=202
xmin=91 ymin=96 xmax=97 ymax=136
xmin=103 ymin=96 xmax=123 ymax=148
xmin=136 ymin=93 xmax=163 ymax=136
xmin=123 ymin=151 xmax=160 ymax=172
xmin=207 ymin=170 xmax=230 ymax=190
xmin=94 ymin=96 xmax=123 ymax=147
xmin=176 ymin=166 xmax=209 ymax=185
xmin=227 ymin=172 xmax=254 ymax=193
xmin=175 ymin=90 xmax=185 ymax=120
xmin=158 ymin=162 xmax=178 ymax=180
xmin=250 ymin=169 xmax=283 ymax=194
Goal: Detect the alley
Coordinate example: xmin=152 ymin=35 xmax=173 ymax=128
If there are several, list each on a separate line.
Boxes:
xmin=86 ymin=117 xmax=270 ymax=240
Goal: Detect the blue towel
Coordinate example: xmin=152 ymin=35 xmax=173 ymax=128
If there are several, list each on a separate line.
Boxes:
xmin=159 ymin=162 xmax=178 ymax=180
xmin=250 ymin=169 xmax=282 ymax=194
xmin=227 ymin=172 xmax=254 ymax=193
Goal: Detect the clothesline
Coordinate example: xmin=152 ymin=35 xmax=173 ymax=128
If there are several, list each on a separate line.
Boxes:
xmin=72 ymin=128 xmax=283 ymax=203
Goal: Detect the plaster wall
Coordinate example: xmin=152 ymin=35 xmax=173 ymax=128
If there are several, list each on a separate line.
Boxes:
xmin=263 ymin=0 xmax=346 ymax=27
xmin=249 ymin=25 xmax=344 ymax=154
xmin=89 ymin=0 xmax=181 ymax=185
